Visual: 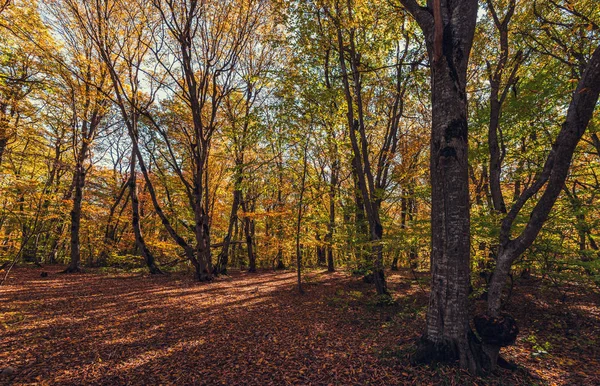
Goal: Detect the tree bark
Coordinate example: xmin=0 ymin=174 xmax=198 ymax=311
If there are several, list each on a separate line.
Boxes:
xmin=296 ymin=135 xmax=310 ymax=294
xmin=215 ymin=179 xmax=241 ymax=275
xmin=65 ymin=160 xmax=85 ymax=273
xmin=401 ymin=0 xmax=479 ymax=372
xmin=98 ymin=179 xmax=128 ymax=267
xmin=129 ymin=154 xmax=162 ymax=274
xmin=326 ymin=177 xmax=336 ymax=272
xmin=242 ymin=197 xmax=256 ymax=273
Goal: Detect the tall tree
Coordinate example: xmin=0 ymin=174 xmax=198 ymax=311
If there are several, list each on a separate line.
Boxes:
xmin=43 ymin=6 xmax=112 ymax=272
xmin=399 ymin=0 xmax=480 ymax=371
xmin=484 ymin=42 xmax=600 ymax=370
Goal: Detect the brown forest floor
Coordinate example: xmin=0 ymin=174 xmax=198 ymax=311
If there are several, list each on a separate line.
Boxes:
xmin=1 ymin=266 xmax=599 ymax=385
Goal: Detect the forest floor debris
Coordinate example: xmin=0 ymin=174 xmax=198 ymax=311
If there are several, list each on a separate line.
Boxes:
xmin=1 ymin=266 xmax=599 ymax=385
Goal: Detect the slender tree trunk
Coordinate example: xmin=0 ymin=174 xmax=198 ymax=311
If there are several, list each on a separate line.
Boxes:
xmin=396 ymin=193 xmax=408 ymax=271
xmin=296 ymin=137 xmax=309 ymax=294
xmin=391 ymin=251 xmax=400 ymax=271
xmin=482 ymin=44 xmax=600 ymax=371
xmin=233 ymin=217 xmax=241 ymax=268
xmin=215 ymin=182 xmax=241 ymax=275
xmin=408 ymin=193 xmax=419 ymax=270
xmin=334 ymin=15 xmax=388 ymax=296
xmin=242 ymin=197 xmax=256 ymax=273
xmin=98 ymin=180 xmax=128 ymax=267
xmin=129 ymin=155 xmax=161 ymax=274
xmin=486 ymin=0 xmax=520 ymax=214
xmin=0 ymin=104 xmax=9 ymax=167
xmin=276 ymin=166 xmax=285 ymax=270
xmin=326 ymin=183 xmax=336 ymax=271
xmin=488 ymin=91 xmax=506 ymax=213
xmin=316 ymin=233 xmax=326 ymax=266
xmin=65 ymin=160 xmax=86 ymax=273
xmin=0 ymin=137 xmax=6 ymax=167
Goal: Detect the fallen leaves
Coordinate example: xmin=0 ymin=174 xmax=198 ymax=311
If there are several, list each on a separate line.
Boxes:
xmin=0 ymin=267 xmax=598 ymax=385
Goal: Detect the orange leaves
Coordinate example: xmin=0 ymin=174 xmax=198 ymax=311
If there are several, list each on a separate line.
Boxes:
xmin=1 ymin=267 xmax=600 ymax=384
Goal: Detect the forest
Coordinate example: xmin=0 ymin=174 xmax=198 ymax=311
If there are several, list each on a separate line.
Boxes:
xmin=0 ymin=0 xmax=599 ymax=384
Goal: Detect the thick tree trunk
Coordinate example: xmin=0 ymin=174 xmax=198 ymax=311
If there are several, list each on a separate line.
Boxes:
xmin=369 ymin=210 xmax=387 ymax=296
xmin=276 ymin=246 xmax=285 ymax=270
xmin=401 ymin=0 xmax=479 ymax=372
xmin=193 ymin=203 xmax=212 ymax=281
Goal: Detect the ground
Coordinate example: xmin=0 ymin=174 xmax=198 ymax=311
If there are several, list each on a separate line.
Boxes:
xmin=1 ymin=266 xmax=599 ymax=385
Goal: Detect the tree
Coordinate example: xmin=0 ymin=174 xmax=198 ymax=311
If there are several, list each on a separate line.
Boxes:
xmin=42 ymin=2 xmax=112 ymax=272
xmin=483 ymin=41 xmax=600 ymax=370
xmin=60 ymin=0 xmax=166 ymax=274
xmin=138 ymin=0 xmax=268 ymax=280
xmin=399 ymin=0 xmax=480 ymax=371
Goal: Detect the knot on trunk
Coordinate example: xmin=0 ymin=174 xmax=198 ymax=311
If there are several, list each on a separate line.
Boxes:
xmin=474 ymin=314 xmax=519 ymax=347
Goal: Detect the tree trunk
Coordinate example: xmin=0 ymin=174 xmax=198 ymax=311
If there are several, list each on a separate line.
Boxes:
xmin=193 ymin=203 xmax=212 ymax=281
xmin=98 ymin=180 xmax=128 ymax=267
xmin=215 ymin=185 xmax=241 ymax=275
xmin=245 ymin=215 xmax=256 ymax=273
xmin=0 ymin=137 xmax=6 ymax=168
xmin=316 ymin=233 xmax=326 ymax=266
xmin=276 ymin=166 xmax=285 ymax=270
xmin=129 ymin=155 xmax=161 ymax=275
xmin=401 ymin=0 xmax=480 ymax=372
xmin=326 ymin=161 xmax=337 ymax=272
xmin=408 ymin=192 xmax=419 ymax=270
xmin=296 ymin=136 xmax=310 ymax=294
xmin=488 ymin=92 xmax=506 ymax=213
xmin=276 ymin=244 xmax=285 ymax=270
xmin=65 ymin=161 xmax=85 ymax=273
xmin=391 ymin=252 xmax=399 ymax=271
